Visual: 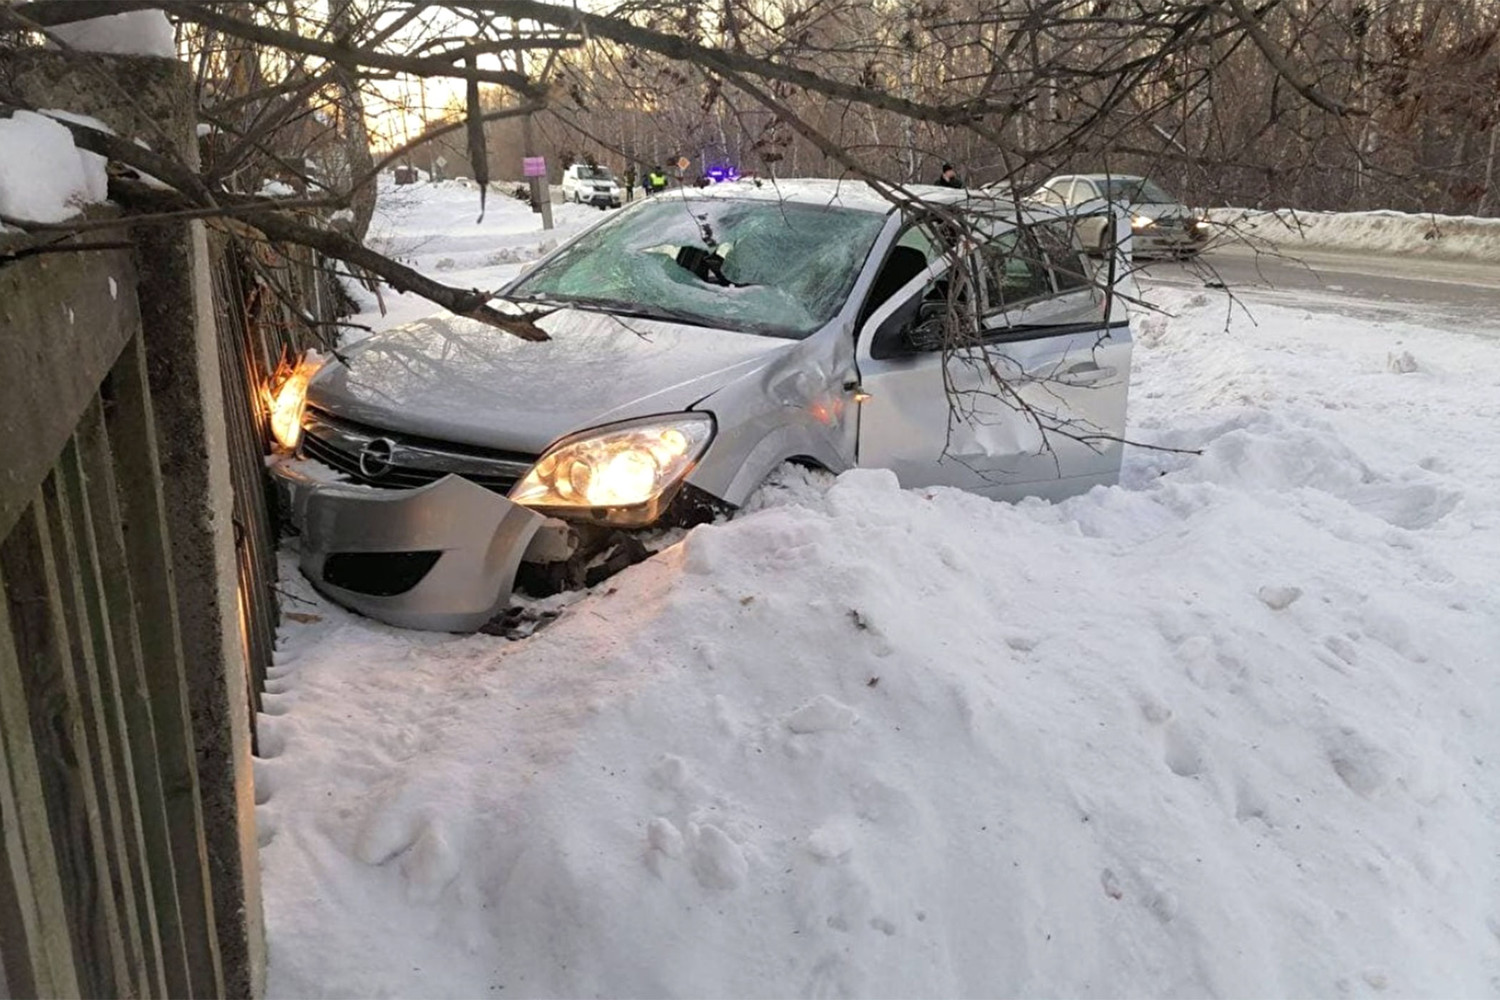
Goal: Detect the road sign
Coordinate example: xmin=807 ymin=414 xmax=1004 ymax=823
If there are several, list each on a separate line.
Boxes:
xmin=677 ymin=156 xmax=690 ymax=170
xmin=435 ymin=155 xmax=448 ymax=167
xmin=523 ymin=156 xmax=547 ymax=178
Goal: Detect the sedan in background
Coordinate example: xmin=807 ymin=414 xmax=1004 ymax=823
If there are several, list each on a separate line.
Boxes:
xmin=1032 ymin=174 xmax=1209 ymax=257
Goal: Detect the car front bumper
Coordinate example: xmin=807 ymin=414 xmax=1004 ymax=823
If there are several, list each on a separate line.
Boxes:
xmin=271 ymin=459 xmax=550 ymax=632
xmin=1131 ymin=226 xmax=1205 ymax=255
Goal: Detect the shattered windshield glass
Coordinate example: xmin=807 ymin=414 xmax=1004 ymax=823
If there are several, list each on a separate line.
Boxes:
xmin=509 ymin=198 xmax=888 ymax=338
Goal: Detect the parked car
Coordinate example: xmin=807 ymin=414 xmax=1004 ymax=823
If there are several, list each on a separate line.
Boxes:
xmin=1031 ymin=174 xmax=1208 ymax=257
xmin=560 ymin=163 xmax=623 ymax=208
xmin=269 ymin=181 xmax=1136 ymax=631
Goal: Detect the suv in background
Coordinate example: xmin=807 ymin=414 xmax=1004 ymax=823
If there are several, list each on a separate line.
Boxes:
xmin=1032 ymin=174 xmax=1208 ymax=257
xmin=561 ymin=164 xmax=623 ymax=208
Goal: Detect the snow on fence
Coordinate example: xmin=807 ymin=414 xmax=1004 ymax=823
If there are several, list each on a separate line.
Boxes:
xmin=1207 ymin=207 xmax=1500 ymax=262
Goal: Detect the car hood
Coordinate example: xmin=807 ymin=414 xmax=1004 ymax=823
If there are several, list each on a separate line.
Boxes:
xmin=308 ymin=309 xmax=791 ymax=455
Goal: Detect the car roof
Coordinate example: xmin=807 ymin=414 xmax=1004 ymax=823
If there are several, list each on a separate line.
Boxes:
xmin=1050 ymin=174 xmax=1147 ymax=183
xmin=654 ymin=178 xmax=1025 ymax=215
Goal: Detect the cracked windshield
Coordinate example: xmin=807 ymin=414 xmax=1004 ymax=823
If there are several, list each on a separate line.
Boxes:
xmin=511 ymin=198 xmax=887 ymax=337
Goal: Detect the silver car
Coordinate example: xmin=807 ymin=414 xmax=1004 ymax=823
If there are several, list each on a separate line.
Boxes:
xmin=1032 ymin=174 xmax=1209 ymax=257
xmin=269 ymin=181 xmax=1136 ymax=630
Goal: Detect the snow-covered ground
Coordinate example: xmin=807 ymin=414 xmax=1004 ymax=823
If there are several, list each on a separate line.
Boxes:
xmin=259 ymin=179 xmax=1500 ymax=998
xmin=1208 ymin=206 xmax=1500 ymax=263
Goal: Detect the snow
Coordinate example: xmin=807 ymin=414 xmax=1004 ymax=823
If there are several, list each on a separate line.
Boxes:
xmin=258 ymin=179 xmax=297 ymax=198
xmin=260 ymin=181 xmax=1500 ymax=997
xmin=1211 ymin=207 xmax=1500 ymax=263
xmin=0 ymin=110 xmax=109 ymax=223
xmin=48 ymin=10 xmax=175 ymax=58
xmin=348 ymin=175 xmax=607 ymax=336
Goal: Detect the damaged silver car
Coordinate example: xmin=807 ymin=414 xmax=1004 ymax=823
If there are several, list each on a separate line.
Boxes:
xmin=269 ymin=181 xmax=1136 ymax=631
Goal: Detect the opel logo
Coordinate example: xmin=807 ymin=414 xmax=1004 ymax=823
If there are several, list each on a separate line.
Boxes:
xmin=358 ymin=438 xmax=397 ymax=479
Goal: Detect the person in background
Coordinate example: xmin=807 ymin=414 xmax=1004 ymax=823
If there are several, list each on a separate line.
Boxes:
xmin=935 ymin=163 xmax=963 ymax=188
xmin=623 ymin=163 xmax=637 ymax=202
xmin=644 ymin=165 xmax=669 ymax=196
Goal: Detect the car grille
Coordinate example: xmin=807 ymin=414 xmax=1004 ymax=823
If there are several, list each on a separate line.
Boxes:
xmin=299 ymin=408 xmax=535 ymax=495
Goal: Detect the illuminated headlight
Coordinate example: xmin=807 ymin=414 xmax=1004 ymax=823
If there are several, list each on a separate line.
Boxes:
xmin=511 ymin=414 xmax=714 ymax=525
xmin=264 ymin=353 xmax=324 ymax=452
xmin=1131 ymin=215 xmax=1155 ymax=229
xmin=1193 ymin=219 xmax=1211 ymax=231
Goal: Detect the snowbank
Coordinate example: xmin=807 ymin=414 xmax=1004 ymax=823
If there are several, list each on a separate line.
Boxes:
xmin=48 ymin=10 xmax=176 ymax=58
xmin=0 ymin=110 xmax=108 ymax=224
xmin=259 ymin=283 xmax=1500 ymax=997
xmin=1209 ymin=207 xmax=1500 ymax=263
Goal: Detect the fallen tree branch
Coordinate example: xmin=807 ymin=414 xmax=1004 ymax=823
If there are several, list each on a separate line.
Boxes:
xmin=112 ymin=178 xmax=552 ymax=341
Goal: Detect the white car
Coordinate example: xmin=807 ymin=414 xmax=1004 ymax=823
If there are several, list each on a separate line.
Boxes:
xmin=1032 ymin=174 xmax=1208 ymax=257
xmin=270 ymin=182 xmax=1135 ymax=630
xmin=560 ymin=164 xmax=622 ymax=208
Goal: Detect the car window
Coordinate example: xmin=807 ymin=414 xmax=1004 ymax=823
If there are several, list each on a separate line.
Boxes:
xmin=1068 ymin=180 xmax=1097 ymax=204
xmin=895 ymin=223 xmax=941 ymax=261
xmin=980 ymin=230 xmax=1051 ymax=310
xmin=1033 ymin=184 xmax=1066 ymax=207
xmin=1032 ymin=221 xmax=1091 ymax=292
xmin=511 ymin=199 xmax=887 ymax=339
xmin=1100 ymin=177 xmax=1175 ymax=203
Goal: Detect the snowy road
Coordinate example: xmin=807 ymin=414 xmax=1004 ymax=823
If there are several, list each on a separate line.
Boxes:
xmin=1143 ymin=244 xmax=1500 ymax=334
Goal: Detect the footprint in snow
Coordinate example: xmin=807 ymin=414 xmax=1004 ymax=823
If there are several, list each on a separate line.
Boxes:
xmin=786 ymin=695 xmax=858 ymax=735
xmin=1325 ymin=726 xmax=1397 ymax=799
xmin=400 ymin=822 xmax=462 ymax=903
xmin=1257 ymin=585 xmax=1303 ymax=611
xmin=1162 ymin=725 xmax=1206 ymax=779
xmin=647 ymin=816 xmax=685 ymax=859
xmin=806 ymin=821 xmax=854 ymax=865
xmin=689 ymin=823 xmax=748 ymax=891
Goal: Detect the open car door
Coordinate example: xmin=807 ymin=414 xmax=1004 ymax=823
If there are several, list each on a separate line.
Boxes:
xmin=853 ymin=212 xmax=1134 ymax=502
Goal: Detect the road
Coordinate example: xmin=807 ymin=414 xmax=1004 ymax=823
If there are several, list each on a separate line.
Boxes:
xmin=1138 ymin=244 xmax=1500 ymax=335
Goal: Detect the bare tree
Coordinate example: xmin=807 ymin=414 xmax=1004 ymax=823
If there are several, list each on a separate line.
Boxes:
xmin=2 ymin=0 xmax=1493 ymax=345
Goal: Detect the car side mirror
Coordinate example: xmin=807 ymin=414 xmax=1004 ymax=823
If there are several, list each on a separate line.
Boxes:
xmin=903 ymin=301 xmax=947 ymax=352
xmin=871 ymin=297 xmax=949 ymax=359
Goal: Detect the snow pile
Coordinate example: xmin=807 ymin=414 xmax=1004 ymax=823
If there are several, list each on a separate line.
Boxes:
xmin=0 ymin=110 xmax=108 ymax=224
xmin=259 ymin=282 xmax=1500 ymax=996
xmin=48 ymin=10 xmax=175 ymax=58
xmin=1209 ymin=207 xmax=1500 ymax=263
xmin=348 ymin=173 xmax=604 ymax=336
